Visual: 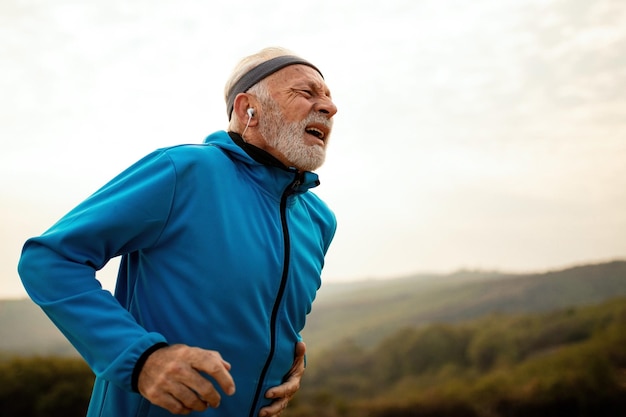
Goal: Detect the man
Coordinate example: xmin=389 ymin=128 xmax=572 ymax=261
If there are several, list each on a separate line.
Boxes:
xmin=18 ymin=46 xmax=338 ymax=417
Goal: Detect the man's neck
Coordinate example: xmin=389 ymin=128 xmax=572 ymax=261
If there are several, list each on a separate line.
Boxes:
xmin=228 ymin=131 xmax=291 ymax=170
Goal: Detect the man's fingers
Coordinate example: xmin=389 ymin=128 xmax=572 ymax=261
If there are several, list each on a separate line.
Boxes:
xmin=259 ymin=342 xmax=307 ymax=417
xmin=189 ymin=350 xmax=236 ymax=396
xmin=182 ymin=368 xmax=224 ymax=407
xmin=156 ymin=380 xmax=222 ymax=414
xmin=142 ymin=372 xmax=212 ymax=413
xmin=259 ymin=397 xmax=288 ymax=417
xmin=294 ymin=341 xmax=306 ymax=358
xmin=168 ymin=388 xmax=202 ymax=414
xmin=289 ymin=341 xmax=306 ymax=377
xmin=265 ymin=343 xmax=305 ymax=399
xmin=150 ymin=390 xmax=193 ymax=415
xmin=137 ymin=344 xmax=235 ymax=414
xmin=265 ymin=378 xmax=296 ymax=400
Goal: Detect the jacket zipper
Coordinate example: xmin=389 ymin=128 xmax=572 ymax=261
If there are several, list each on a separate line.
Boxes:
xmin=247 ymin=174 xmax=301 ymax=417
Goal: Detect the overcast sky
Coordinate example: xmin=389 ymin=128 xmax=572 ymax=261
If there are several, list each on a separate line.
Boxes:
xmin=2 ymin=0 xmax=625 ymax=298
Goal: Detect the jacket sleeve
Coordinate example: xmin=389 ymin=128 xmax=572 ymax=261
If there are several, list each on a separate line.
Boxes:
xmin=17 ymin=149 xmax=177 ymax=391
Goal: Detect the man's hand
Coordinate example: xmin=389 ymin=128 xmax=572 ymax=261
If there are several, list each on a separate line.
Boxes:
xmin=259 ymin=341 xmax=306 ymax=417
xmin=137 ymin=344 xmax=236 ymax=415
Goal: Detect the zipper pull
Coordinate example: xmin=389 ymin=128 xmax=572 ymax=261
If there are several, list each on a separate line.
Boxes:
xmin=287 ymin=173 xmax=303 ymax=195
xmin=293 ymin=171 xmax=304 ymax=188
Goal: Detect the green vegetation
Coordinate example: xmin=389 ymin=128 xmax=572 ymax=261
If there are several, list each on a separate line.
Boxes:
xmin=2 ymin=297 xmax=624 ymax=417
xmin=303 ymin=260 xmax=626 ymax=351
xmin=0 ymin=356 xmax=93 ymax=417
xmin=290 ymin=297 xmax=626 ymax=417
xmin=2 ymin=260 xmax=625 ymax=416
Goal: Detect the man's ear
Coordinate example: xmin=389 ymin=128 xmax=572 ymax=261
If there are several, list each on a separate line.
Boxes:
xmin=233 ymin=93 xmax=259 ymax=127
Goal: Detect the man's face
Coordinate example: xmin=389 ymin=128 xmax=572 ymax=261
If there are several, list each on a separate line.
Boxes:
xmin=257 ymin=65 xmax=337 ymax=171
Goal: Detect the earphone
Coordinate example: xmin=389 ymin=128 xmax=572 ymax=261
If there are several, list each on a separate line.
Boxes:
xmin=242 ymin=108 xmax=255 ymax=140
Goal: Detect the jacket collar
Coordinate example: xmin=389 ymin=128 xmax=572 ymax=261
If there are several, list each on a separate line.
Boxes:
xmin=203 ymin=131 xmax=321 ymax=195
xmin=227 ymin=131 xmax=288 ymax=170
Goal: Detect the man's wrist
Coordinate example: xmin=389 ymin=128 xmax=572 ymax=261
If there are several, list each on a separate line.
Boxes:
xmin=131 ymin=342 xmax=169 ymax=392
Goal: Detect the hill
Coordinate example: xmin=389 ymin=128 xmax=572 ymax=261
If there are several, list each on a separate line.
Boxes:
xmin=302 ymin=260 xmax=626 ymax=351
xmin=2 ymin=260 xmax=625 ymax=357
xmin=5 ymin=296 xmax=626 ymax=417
xmin=0 ymin=298 xmax=77 ymax=357
xmin=294 ymin=296 xmax=626 ymax=417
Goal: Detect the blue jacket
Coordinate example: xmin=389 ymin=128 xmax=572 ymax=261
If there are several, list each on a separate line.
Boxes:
xmin=18 ymin=130 xmax=337 ymax=417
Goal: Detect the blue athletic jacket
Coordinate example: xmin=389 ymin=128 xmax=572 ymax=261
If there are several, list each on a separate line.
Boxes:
xmin=18 ymin=130 xmax=337 ymax=417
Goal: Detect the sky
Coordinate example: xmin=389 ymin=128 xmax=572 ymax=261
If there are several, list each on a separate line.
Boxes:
xmin=2 ymin=0 xmax=626 ymax=298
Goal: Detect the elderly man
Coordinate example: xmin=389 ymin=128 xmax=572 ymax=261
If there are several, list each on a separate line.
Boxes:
xmin=18 ymin=47 xmax=338 ymax=417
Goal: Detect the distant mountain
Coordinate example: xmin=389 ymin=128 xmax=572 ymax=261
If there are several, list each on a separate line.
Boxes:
xmin=302 ymin=260 xmax=626 ymax=351
xmin=0 ymin=298 xmax=78 ymax=357
xmin=2 ymin=260 xmax=625 ymax=357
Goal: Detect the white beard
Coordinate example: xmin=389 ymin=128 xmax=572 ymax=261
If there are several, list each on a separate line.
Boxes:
xmin=259 ymin=100 xmax=332 ymax=172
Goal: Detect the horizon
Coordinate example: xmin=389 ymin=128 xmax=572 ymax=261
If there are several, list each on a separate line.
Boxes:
xmin=3 ymin=257 xmax=625 ymax=301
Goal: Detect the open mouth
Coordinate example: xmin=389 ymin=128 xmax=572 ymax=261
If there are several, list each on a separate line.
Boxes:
xmin=305 ymin=126 xmax=327 ymax=141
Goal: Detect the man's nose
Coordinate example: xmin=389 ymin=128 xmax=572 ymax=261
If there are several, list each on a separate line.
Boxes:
xmin=315 ymin=97 xmax=338 ymax=118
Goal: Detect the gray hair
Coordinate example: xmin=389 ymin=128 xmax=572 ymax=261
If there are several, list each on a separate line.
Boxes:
xmin=224 ymin=47 xmax=299 ymax=130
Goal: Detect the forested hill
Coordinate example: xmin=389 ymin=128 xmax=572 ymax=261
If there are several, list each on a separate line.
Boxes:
xmin=302 ymin=260 xmax=626 ymax=351
xmin=1 ymin=260 xmax=625 ymax=357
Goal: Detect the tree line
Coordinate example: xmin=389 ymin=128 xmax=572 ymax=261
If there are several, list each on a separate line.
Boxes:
xmin=2 ymin=297 xmax=626 ymax=417
xmin=289 ymin=296 xmax=626 ymax=417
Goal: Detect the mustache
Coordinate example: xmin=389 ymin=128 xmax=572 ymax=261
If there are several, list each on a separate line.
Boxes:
xmin=302 ymin=112 xmax=333 ymax=129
